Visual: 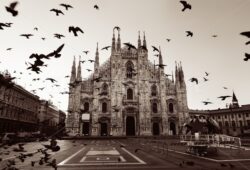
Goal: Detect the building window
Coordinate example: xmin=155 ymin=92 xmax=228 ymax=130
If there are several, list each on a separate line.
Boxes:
xmin=151 ymin=85 xmax=157 ymax=96
xmin=218 ymin=121 xmax=222 ymax=128
xmin=127 ymin=88 xmax=133 ymax=100
xmin=232 ymin=121 xmax=236 ymax=131
xmin=247 ymin=120 xmax=250 ymax=126
xmin=102 ymin=83 xmax=108 ymax=95
xmin=102 ymin=102 xmax=107 ymax=113
xmin=225 ymin=115 xmax=227 ymax=119
xmin=218 ymin=116 xmax=221 ymax=119
xmin=84 ymin=102 xmax=89 ymax=112
xmin=126 ymin=61 xmax=134 ymax=79
xmin=246 ymin=113 xmax=249 ymax=117
xmin=169 ymin=103 xmax=174 ymax=113
xmin=231 ymin=115 xmax=234 ymax=118
xmin=152 ymin=103 xmax=158 ymax=113
xmin=238 ymin=114 xmax=241 ymax=118
xmin=225 ymin=121 xmax=229 ymax=127
xmin=239 ymin=121 xmax=243 ymax=127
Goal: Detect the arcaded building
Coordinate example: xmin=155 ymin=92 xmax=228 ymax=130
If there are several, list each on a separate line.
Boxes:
xmin=0 ymin=71 xmax=40 ymax=133
xmin=189 ymin=92 xmax=250 ymax=136
xmin=66 ymin=30 xmax=189 ymax=136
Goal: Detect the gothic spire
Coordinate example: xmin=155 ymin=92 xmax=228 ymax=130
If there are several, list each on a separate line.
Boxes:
xmin=70 ymin=56 xmax=76 ymax=83
xmin=143 ymin=31 xmax=147 ymax=48
xmin=117 ymin=29 xmax=121 ymax=50
xmin=172 ymin=71 xmax=174 ymax=83
xmin=94 ymin=42 xmax=99 ymax=73
xmin=175 ymin=61 xmax=178 ymax=83
xmin=138 ymin=31 xmax=141 ymax=49
xmin=153 ymin=60 xmax=156 ymax=76
xmin=232 ymin=91 xmax=239 ymax=107
xmin=112 ymin=30 xmax=116 ymax=53
xmin=179 ymin=62 xmax=185 ymax=87
xmin=159 ymin=46 xmax=163 ymax=66
xmin=76 ymin=55 xmax=82 ymax=81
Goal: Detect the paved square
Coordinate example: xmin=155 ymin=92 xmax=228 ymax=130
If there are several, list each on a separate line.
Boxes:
xmin=58 ymin=144 xmax=146 ymax=167
xmin=80 ymin=147 xmax=125 ymax=163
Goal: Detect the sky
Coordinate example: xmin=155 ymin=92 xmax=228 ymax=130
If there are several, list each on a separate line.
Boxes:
xmin=0 ymin=0 xmax=250 ymax=113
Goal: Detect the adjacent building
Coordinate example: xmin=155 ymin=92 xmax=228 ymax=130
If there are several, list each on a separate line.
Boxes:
xmin=0 ymin=71 xmax=65 ymax=135
xmin=0 ymin=71 xmax=40 ymax=133
xmin=38 ymin=100 xmax=60 ymax=136
xmin=58 ymin=110 xmax=66 ymax=136
xmin=189 ymin=92 xmax=250 ymax=136
xmin=66 ymin=30 xmax=189 ymax=136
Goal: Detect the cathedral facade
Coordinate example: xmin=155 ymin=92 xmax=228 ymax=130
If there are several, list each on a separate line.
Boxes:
xmin=66 ymin=30 xmax=189 ymax=136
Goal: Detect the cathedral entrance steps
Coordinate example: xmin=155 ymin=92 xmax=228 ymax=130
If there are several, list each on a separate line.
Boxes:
xmin=62 ymin=136 xmax=127 ymax=140
xmin=62 ymin=135 xmax=180 ymax=140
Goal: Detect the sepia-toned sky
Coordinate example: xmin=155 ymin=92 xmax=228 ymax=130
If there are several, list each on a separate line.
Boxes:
xmin=0 ymin=0 xmax=250 ymax=113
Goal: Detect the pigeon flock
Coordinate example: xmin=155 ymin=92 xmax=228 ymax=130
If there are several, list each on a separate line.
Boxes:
xmin=0 ymin=136 xmax=62 ymax=170
xmin=0 ymin=1 xmax=107 ymax=169
xmin=0 ymin=0 xmax=248 ymax=169
xmin=0 ymin=0 xmax=248 ymax=112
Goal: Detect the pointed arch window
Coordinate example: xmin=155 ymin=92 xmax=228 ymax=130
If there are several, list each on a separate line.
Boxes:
xmin=127 ymin=88 xmax=133 ymax=100
xmin=102 ymin=83 xmax=108 ymax=95
xmin=102 ymin=102 xmax=107 ymax=113
xmin=151 ymin=85 xmax=157 ymax=96
xmin=152 ymin=103 xmax=158 ymax=113
xmin=169 ymin=103 xmax=174 ymax=113
xmin=84 ymin=102 xmax=89 ymax=112
xmin=126 ymin=61 xmax=134 ymax=79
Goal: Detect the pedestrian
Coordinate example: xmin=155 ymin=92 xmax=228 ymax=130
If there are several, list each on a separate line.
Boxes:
xmin=49 ymin=137 xmax=60 ymax=152
xmin=50 ymin=137 xmax=57 ymax=149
